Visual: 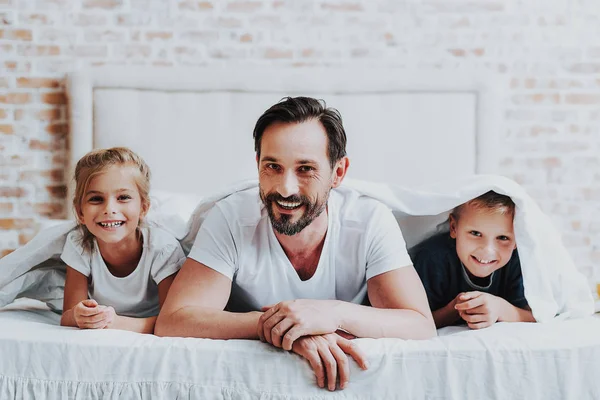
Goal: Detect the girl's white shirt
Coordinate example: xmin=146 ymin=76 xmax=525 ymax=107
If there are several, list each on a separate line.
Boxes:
xmin=61 ymin=226 xmax=186 ymax=318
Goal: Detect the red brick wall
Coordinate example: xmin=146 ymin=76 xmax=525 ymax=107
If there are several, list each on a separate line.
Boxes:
xmin=1 ymin=0 xmax=598 ymax=296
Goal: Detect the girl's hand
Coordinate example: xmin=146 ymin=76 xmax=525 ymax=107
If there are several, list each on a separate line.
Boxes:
xmin=100 ymin=305 xmax=117 ymax=329
xmin=73 ymin=299 xmax=111 ymax=329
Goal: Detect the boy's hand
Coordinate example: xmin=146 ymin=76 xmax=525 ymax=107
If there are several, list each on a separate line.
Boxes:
xmin=445 ymin=292 xmax=465 ymax=320
xmin=73 ymin=299 xmax=114 ymax=329
xmin=449 ymin=293 xmax=464 ymax=310
xmin=454 ymin=291 xmax=504 ymax=329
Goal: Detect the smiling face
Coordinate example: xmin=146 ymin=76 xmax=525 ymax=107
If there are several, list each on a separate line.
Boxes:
xmin=450 ymin=203 xmax=517 ymax=278
xmin=257 ymin=119 xmax=347 ymax=236
xmin=77 ymin=164 xmax=148 ymax=247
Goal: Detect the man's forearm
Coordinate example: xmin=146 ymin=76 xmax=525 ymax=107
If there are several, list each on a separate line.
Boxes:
xmin=155 ymin=307 xmax=262 ymax=339
xmin=336 ymin=301 xmax=437 ymax=339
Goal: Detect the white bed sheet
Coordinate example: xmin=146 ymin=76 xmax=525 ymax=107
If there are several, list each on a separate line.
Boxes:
xmin=1 ymin=299 xmax=599 ymax=400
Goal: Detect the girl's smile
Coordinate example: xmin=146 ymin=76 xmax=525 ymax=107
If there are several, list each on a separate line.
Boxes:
xmin=78 ymin=164 xmax=147 ymax=248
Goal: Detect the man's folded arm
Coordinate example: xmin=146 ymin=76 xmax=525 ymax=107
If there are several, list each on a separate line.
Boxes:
xmin=337 ymin=266 xmax=437 ymax=340
xmin=154 ymin=258 xmax=261 ymax=339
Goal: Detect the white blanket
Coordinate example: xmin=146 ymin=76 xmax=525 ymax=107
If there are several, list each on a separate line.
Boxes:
xmin=0 ymin=176 xmax=594 ymax=322
xmin=343 ymin=175 xmax=595 ymax=322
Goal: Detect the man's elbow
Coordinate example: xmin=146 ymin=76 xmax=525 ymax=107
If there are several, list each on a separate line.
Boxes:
xmin=154 ymin=310 xmax=175 ymax=337
xmin=411 ymin=311 xmax=437 ymax=339
xmin=423 ymin=320 xmax=438 ymax=339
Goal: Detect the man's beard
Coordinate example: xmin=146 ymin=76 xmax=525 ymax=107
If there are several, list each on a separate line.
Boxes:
xmin=260 ymin=188 xmax=330 ymax=236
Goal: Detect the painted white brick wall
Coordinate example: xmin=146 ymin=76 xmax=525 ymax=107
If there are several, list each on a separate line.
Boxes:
xmin=1 ymin=0 xmax=599 ymax=297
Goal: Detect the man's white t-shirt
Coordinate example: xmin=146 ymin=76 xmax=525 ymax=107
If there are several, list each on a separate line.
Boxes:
xmin=188 ymin=187 xmax=412 ymax=312
xmin=61 ymin=226 xmax=186 ymax=318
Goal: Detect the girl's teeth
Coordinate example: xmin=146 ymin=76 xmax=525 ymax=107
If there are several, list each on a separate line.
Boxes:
xmin=100 ymin=222 xmax=123 ymax=228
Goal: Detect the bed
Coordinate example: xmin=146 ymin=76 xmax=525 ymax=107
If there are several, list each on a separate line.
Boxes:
xmin=2 ymin=299 xmax=599 ymax=399
xmin=1 ymin=66 xmax=599 ymax=399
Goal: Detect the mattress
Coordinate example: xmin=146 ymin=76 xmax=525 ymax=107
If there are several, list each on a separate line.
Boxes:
xmin=1 ymin=299 xmax=599 ymax=400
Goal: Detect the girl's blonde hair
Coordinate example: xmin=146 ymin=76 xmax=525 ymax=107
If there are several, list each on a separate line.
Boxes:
xmin=73 ymin=147 xmax=151 ymax=252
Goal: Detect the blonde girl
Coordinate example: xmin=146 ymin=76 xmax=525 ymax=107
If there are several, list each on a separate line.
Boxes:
xmin=60 ymin=147 xmax=185 ymax=333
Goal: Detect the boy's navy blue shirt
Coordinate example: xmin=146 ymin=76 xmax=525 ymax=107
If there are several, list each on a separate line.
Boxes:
xmin=411 ymin=233 xmax=528 ymax=315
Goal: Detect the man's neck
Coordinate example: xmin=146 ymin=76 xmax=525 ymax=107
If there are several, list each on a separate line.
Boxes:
xmin=274 ymin=208 xmax=329 ymax=280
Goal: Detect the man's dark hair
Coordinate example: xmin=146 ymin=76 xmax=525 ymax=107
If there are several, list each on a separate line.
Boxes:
xmin=253 ymin=96 xmax=347 ymax=168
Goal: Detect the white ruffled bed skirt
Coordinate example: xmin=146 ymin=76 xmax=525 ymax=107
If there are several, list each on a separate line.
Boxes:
xmin=1 ymin=300 xmax=600 ymax=400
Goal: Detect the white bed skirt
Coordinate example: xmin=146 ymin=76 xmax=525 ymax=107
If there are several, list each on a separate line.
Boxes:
xmin=1 ymin=299 xmax=599 ymax=400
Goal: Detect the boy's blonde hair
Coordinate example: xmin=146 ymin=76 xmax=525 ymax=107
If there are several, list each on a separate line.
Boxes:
xmin=73 ymin=147 xmax=151 ymax=252
xmin=452 ymin=191 xmax=515 ymax=221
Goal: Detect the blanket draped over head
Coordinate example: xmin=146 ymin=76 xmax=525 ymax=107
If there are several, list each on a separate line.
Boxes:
xmin=0 ymin=176 xmax=594 ymax=322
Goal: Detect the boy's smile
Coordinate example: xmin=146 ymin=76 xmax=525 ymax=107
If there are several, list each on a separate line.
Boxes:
xmin=471 ymin=256 xmax=498 ymax=266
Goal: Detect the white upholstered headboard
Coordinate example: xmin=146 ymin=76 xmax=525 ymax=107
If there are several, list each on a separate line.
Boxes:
xmin=67 ymin=66 xmax=501 ymax=200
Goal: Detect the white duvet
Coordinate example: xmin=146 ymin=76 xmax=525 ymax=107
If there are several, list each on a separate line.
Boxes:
xmin=0 ymin=175 xmax=595 ymax=322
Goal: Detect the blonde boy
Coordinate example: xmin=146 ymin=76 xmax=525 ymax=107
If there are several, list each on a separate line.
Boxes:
xmin=412 ymin=191 xmax=535 ymax=329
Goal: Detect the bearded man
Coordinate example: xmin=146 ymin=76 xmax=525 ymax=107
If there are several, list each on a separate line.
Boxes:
xmin=156 ymin=97 xmax=436 ymax=391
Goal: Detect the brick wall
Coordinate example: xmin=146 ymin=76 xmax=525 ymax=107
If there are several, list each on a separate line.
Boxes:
xmin=1 ymin=0 xmax=599 ymax=296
